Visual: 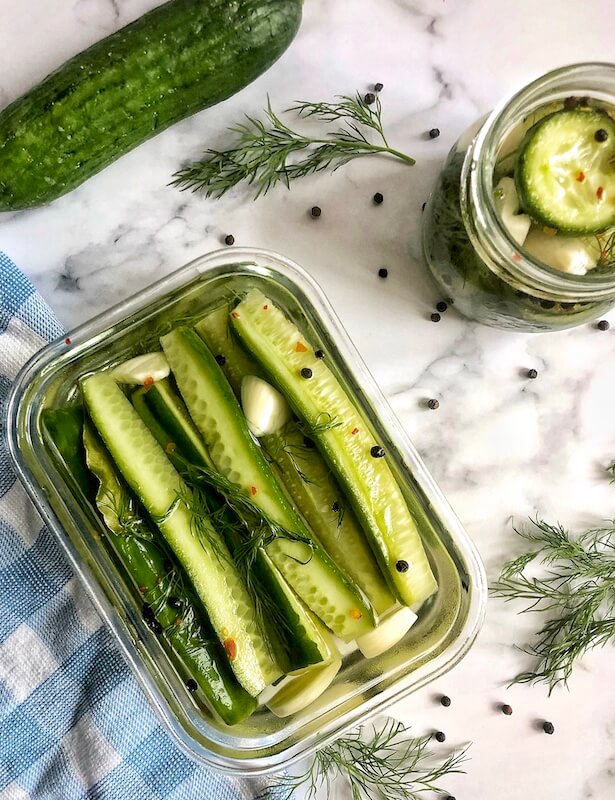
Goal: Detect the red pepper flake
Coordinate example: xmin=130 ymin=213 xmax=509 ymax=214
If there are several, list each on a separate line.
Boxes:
xmin=295 ymin=341 xmax=308 ymax=353
xmin=512 ymin=252 xmax=521 ymax=262
xmin=224 ymin=638 xmax=238 ymax=661
xmin=263 ymin=304 xmax=269 ymax=310
xmin=166 ymin=442 xmax=177 ymax=453
xmin=144 ymin=376 xmax=154 ymax=387
xmin=139 ymin=585 xmax=148 ymax=594
xmin=350 ymin=608 xmax=363 ymax=620
xmin=250 ymin=485 xmax=257 ymax=496
xmin=597 ymin=186 xmax=605 ymax=200
xmin=576 ymin=171 xmax=586 ymax=182
xmin=64 ymin=337 xmax=72 ymax=345
xmin=351 ymin=427 xmax=359 ymax=435
xmin=231 ymin=311 xmax=240 ymax=319
xmin=175 ymin=617 xmax=182 ymax=627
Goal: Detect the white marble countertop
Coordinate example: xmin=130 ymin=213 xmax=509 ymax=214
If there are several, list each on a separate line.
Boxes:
xmin=2 ymin=1 xmax=615 ymax=798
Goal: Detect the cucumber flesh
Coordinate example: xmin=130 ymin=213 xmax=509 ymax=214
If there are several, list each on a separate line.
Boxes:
xmin=195 ymin=304 xmax=267 ymax=394
xmin=82 ymin=421 xmax=257 ymax=725
xmin=231 ymin=289 xmax=438 ymax=608
xmin=132 ymin=377 xmax=332 ymax=674
xmin=515 ymin=108 xmax=615 ymax=235
xmin=263 ymin=426 xmax=396 ymax=616
xmin=196 ymin=306 xmax=395 ymax=616
xmin=161 ymin=327 xmax=376 ymax=641
xmin=81 ymin=372 xmax=281 ymax=696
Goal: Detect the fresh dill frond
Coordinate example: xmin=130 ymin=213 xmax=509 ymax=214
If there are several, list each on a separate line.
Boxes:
xmin=298 ymin=412 xmax=343 ymax=437
xmin=491 ymin=517 xmax=615 ymax=691
xmin=262 ymin=718 xmax=469 ymax=800
xmin=177 ymin=457 xmax=314 ymax=569
xmin=171 ymin=93 xmax=415 ymax=199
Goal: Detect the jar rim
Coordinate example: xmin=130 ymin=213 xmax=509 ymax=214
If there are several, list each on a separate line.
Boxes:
xmin=467 ymin=62 xmax=615 ymax=299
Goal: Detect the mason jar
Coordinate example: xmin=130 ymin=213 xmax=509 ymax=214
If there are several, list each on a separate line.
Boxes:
xmin=422 ymin=63 xmax=615 ymax=332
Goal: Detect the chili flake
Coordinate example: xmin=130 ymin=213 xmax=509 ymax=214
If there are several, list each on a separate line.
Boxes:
xmin=350 ymin=608 xmax=363 ymax=620
xmin=64 ymin=337 xmax=72 ymax=345
xmin=231 ymin=311 xmax=240 ymax=319
xmin=144 ymin=376 xmax=154 ymax=387
xmin=576 ymin=171 xmax=586 ymax=182
xmin=263 ymin=304 xmax=269 ymax=310
xmin=351 ymin=427 xmax=359 ymax=435
xmin=597 ymin=186 xmax=605 ymax=200
xmin=296 ymin=341 xmax=308 ymax=353
xmin=250 ymin=485 xmax=257 ymax=496
xmin=224 ymin=638 xmax=238 ymax=661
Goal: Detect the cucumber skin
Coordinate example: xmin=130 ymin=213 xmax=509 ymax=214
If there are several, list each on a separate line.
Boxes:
xmin=131 ymin=378 xmax=330 ymax=673
xmin=0 ymin=0 xmax=301 ymax=210
xmin=41 ymin=406 xmax=94 ymax=498
xmin=81 ymin=372 xmax=280 ymax=696
xmin=161 ymin=327 xmax=376 ymax=640
xmin=82 ymin=422 xmax=256 ymax=726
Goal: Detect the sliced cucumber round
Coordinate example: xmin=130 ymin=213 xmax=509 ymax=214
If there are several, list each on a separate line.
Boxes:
xmin=515 ymin=108 xmax=615 ymax=235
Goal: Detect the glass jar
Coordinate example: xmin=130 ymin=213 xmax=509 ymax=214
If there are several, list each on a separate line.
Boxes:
xmin=423 ymin=63 xmax=615 ymax=332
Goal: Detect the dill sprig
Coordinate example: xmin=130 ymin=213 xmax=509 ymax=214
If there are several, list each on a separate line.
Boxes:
xmin=491 ymin=517 xmax=615 ymax=692
xmin=263 ymin=718 xmax=468 ymax=800
xmin=171 ymin=93 xmax=415 ymax=199
xmin=178 ymin=458 xmax=314 ymax=570
xmin=298 ymin=412 xmax=343 ymax=437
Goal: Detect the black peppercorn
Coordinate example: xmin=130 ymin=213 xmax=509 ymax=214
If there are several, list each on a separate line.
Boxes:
xmin=427 ymin=398 xmax=440 ymax=410
xmin=364 ymin=92 xmax=376 ymax=105
xmin=445 ymin=796 xmax=456 ymax=800
xmin=540 ymin=299 xmax=556 ymax=309
xmin=436 ymin=301 xmax=448 ymax=313
xmin=440 ymin=695 xmax=451 ymax=707
xmin=303 ymin=436 xmax=315 ymax=448
xmin=395 ymin=559 xmax=409 ymax=572
xmin=527 ymin=368 xmax=538 ymax=379
xmin=422 ymin=201 xmax=426 ymax=212
xmin=597 ymin=319 xmax=610 ymax=331
xmin=163 ymin=559 xmax=174 ymax=574
xmin=429 ymin=127 xmax=440 ymax=139
xmin=142 ymin=603 xmax=155 ymax=621
xmin=579 ymin=96 xmax=591 ymax=106
xmin=434 ymin=731 xmax=446 ymax=743
xmin=595 ymin=128 xmax=609 ymax=142
xmin=314 ymin=349 xmax=325 ymax=359
xmin=373 ymin=191 xmax=384 ymax=204
xmin=378 ymin=267 xmax=388 ymax=279
xmin=224 ymin=234 xmax=235 ymax=246
xmin=310 ymin=206 xmax=322 ymax=218
xmin=168 ymin=597 xmax=182 ymax=610
xmin=186 ymin=678 xmax=198 ymax=692
xmin=501 ymin=704 xmax=513 ymax=716
xmin=431 ymin=312 xmax=441 ymax=323
xmin=543 ymin=721 xmax=555 ymax=735
xmin=331 ymin=501 xmax=340 ymax=512
xmin=301 ymin=367 xmax=313 ymax=379
xmin=370 ymin=445 xmax=385 ymax=458
xmin=147 ymin=618 xmax=163 ymax=634
xmin=564 ymin=96 xmax=579 ymax=109
xmin=374 ymin=82 xmax=384 ymax=92
xmin=215 ymin=354 xmax=226 ymax=366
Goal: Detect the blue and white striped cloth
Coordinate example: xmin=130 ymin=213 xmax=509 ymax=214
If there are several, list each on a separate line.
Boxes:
xmin=0 ymin=252 xmax=270 ymax=800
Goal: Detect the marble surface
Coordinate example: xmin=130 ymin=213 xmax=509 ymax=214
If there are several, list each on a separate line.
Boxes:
xmin=2 ymin=1 xmax=615 ymax=798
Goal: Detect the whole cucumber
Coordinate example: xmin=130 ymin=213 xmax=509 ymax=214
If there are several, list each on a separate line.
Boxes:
xmin=0 ymin=0 xmax=302 ymax=210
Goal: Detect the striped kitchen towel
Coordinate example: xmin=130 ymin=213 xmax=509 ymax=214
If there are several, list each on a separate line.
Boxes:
xmin=0 ymin=252 xmax=273 ymax=800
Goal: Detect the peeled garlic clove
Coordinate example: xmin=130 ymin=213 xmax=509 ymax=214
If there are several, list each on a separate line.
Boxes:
xmin=356 ymin=606 xmax=418 ymax=659
xmin=241 ymin=375 xmax=291 ymax=438
xmin=494 ymin=177 xmax=531 ymax=246
xmin=523 ymin=229 xmax=597 ymax=275
xmin=110 ymin=352 xmax=170 ymax=385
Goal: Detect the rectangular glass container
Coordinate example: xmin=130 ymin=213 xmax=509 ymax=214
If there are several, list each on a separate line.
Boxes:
xmin=6 ymin=247 xmax=486 ymax=776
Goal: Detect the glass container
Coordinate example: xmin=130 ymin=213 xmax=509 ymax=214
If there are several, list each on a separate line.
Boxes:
xmin=6 ymin=248 xmax=486 ymax=775
xmin=423 ymin=63 xmax=615 ymax=331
